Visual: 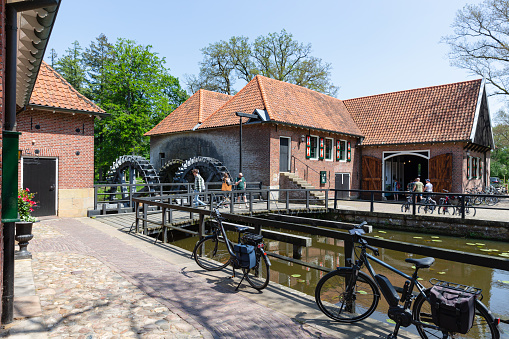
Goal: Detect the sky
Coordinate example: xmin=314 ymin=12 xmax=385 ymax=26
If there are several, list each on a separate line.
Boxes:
xmin=44 ymin=0 xmax=504 ymax=111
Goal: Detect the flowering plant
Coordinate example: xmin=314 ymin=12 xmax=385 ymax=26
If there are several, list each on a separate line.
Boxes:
xmin=18 ymin=188 xmax=37 ymax=222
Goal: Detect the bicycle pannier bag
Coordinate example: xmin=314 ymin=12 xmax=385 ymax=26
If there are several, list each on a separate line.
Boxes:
xmin=233 ymin=244 xmax=256 ymax=269
xmin=429 ymin=285 xmax=476 ymax=334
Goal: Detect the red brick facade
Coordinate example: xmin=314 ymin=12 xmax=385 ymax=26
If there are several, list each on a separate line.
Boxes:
xmin=16 ymin=109 xmax=95 ymax=189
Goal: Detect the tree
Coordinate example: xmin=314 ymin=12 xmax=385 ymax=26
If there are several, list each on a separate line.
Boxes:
xmin=83 ymin=34 xmax=113 ymax=104
xmin=48 ymin=48 xmax=58 ymax=68
xmin=187 ymin=30 xmax=338 ymax=96
xmin=443 ymin=0 xmax=509 ymax=96
xmin=54 ymin=41 xmax=88 ymax=94
xmin=491 ymin=110 xmax=509 ymax=178
xmin=95 ymin=38 xmax=188 ymax=178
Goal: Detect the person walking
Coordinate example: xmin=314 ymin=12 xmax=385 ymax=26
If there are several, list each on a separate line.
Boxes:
xmin=221 ymin=172 xmax=233 ymax=208
xmin=235 ymin=172 xmax=248 ymax=208
xmin=192 ymin=169 xmax=206 ymax=207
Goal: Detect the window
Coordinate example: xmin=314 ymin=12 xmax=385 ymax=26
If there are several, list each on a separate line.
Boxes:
xmin=159 ymin=152 xmax=166 ymax=168
xmin=307 ymin=135 xmax=318 ymax=159
xmin=336 ymin=140 xmax=347 ymax=161
xmin=325 ymin=138 xmax=333 ymax=160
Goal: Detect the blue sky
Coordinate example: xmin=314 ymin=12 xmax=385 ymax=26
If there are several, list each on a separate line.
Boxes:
xmin=46 ymin=0 xmax=501 ymax=109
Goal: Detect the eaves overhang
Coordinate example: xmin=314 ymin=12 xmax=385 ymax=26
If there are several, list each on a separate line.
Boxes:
xmin=8 ymin=0 xmax=61 ymax=107
xmin=26 ymin=103 xmax=110 ymax=118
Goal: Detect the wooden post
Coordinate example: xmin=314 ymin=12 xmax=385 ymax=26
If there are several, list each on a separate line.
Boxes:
xmin=306 ymin=190 xmax=310 ymax=210
xmin=325 ymin=189 xmax=329 ymax=208
xmin=293 ymin=245 xmax=303 ymax=260
xmin=370 ymin=192 xmax=374 ymax=213
xmin=344 ymin=238 xmax=354 ymax=267
xmin=461 ymin=194 xmax=466 ymax=219
xmin=94 ymin=186 xmax=98 ymax=210
xmin=334 ymin=189 xmax=337 ymax=210
xmin=143 ymin=203 xmax=148 ymax=235
xmin=199 ymin=214 xmax=205 ymax=240
xmin=267 ymin=190 xmax=271 ymax=210
xmin=286 ymin=191 xmax=290 ymax=210
xmin=412 ymin=192 xmax=416 ymax=215
xmin=162 ymin=207 xmax=167 ymax=243
xmin=249 ymin=192 xmax=253 ymax=214
xmin=135 ymin=201 xmax=140 ymax=233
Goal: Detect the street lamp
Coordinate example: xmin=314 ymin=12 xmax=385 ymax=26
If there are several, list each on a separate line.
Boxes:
xmin=235 ymin=111 xmax=258 ymax=173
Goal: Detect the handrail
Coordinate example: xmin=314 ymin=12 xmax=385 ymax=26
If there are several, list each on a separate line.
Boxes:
xmin=290 ymin=155 xmax=321 ymax=181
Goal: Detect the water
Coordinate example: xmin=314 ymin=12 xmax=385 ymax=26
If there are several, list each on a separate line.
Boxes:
xmin=169 ymin=224 xmax=509 ymax=334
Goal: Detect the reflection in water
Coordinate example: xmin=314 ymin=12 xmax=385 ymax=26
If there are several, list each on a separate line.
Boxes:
xmin=170 ymin=226 xmax=509 ymax=334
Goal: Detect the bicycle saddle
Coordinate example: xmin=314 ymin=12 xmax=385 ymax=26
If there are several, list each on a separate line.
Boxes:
xmin=234 ymin=225 xmax=250 ymax=232
xmin=405 ymin=257 xmax=435 ymax=268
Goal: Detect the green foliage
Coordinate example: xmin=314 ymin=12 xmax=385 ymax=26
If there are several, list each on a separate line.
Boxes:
xmin=50 ymin=35 xmax=188 ymax=180
xmin=491 ymin=110 xmax=509 ymax=178
xmin=443 ymin=0 xmax=509 ymax=96
xmin=54 ymin=41 xmax=88 ymax=96
xmin=18 ymin=188 xmax=37 ymax=222
xmin=94 ymin=38 xmax=188 ymax=178
xmin=187 ymin=30 xmax=338 ymax=96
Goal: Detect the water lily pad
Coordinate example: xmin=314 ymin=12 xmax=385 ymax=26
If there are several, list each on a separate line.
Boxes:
xmin=466 ymin=243 xmax=476 ymax=245
xmin=490 ymin=249 xmax=499 ymax=252
xmin=431 ymin=236 xmax=440 ymax=239
xmin=500 ymin=281 xmax=509 ymax=284
xmin=291 ymin=274 xmax=301 ymax=278
xmin=499 ymin=253 xmax=509 ymax=257
xmin=357 ymin=290 xmax=368 ymax=295
xmin=298 ymin=279 xmax=306 ymax=283
xmin=378 ymin=231 xmax=387 ymax=233
xmin=373 ymin=235 xmax=380 ymax=238
xmin=417 ymin=278 xmax=423 ymax=281
xmin=411 ymin=266 xmax=416 ymax=269
xmin=386 ymin=319 xmax=396 ymax=324
xmin=475 ymin=243 xmax=485 ymax=246
xmin=437 ymin=272 xmax=446 ymax=275
xmin=413 ymin=237 xmax=423 ymax=239
xmin=432 ymin=240 xmax=442 ymax=242
xmin=479 ymin=249 xmax=491 ymax=252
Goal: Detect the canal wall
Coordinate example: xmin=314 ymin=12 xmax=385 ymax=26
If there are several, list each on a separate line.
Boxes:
xmin=305 ymin=209 xmax=509 ymax=241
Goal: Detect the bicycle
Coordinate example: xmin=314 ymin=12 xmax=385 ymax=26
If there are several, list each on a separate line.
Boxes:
xmin=401 ymin=193 xmax=412 ymax=213
xmin=192 ymin=203 xmax=271 ymax=290
xmin=314 ymin=221 xmax=501 ymax=338
xmin=437 ymin=190 xmax=460 ymax=215
xmin=418 ymin=194 xmax=436 ymax=214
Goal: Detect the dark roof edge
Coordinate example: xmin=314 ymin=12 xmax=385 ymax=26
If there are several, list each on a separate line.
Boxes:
xmin=27 ymin=104 xmax=110 ymax=118
xmin=360 ymin=139 xmax=471 ymax=147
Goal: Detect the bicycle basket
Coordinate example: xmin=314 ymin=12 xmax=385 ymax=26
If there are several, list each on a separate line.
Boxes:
xmin=242 ymin=233 xmax=264 ymax=246
xmin=429 ymin=279 xmax=481 ymax=334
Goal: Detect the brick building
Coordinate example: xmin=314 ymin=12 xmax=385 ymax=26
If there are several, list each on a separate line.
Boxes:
xmin=147 ymin=76 xmax=493 ymax=196
xmin=17 ymin=61 xmax=106 ymax=217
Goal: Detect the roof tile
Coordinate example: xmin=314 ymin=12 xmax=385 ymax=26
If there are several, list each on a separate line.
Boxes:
xmin=30 ymin=61 xmax=105 ymax=114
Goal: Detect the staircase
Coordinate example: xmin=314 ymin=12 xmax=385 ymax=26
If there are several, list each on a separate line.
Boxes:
xmin=280 ymin=172 xmax=326 ymax=202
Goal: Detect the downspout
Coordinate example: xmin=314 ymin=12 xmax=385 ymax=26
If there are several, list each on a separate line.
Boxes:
xmin=2 ymin=0 xmax=59 ymax=325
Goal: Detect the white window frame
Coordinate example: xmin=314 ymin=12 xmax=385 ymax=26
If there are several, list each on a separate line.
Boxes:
xmin=324 ymin=137 xmax=333 ymax=161
xmin=338 ymin=139 xmax=347 ymax=161
xmin=309 ymin=135 xmax=319 ymax=160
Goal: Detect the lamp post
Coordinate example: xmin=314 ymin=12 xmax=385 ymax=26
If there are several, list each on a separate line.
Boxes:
xmin=235 ymin=111 xmax=258 ymax=173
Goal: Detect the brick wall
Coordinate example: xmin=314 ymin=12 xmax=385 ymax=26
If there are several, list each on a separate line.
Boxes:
xmin=151 ymin=123 xmax=361 ymax=191
xmin=268 ymin=125 xmax=360 ymax=191
xmin=16 ymin=108 xmax=95 ymax=189
xmin=360 ymin=142 xmax=490 ymax=193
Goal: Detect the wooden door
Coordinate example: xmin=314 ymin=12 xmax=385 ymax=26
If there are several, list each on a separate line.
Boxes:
xmin=362 ymin=156 xmax=382 ymax=199
xmin=429 ymin=153 xmax=452 ymax=193
xmin=335 ymin=173 xmax=350 ymax=199
xmin=23 ymin=157 xmax=57 ymax=216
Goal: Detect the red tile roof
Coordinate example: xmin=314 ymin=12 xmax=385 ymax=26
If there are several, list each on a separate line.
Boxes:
xmin=29 ymin=61 xmax=105 ymax=114
xmin=343 ymin=79 xmax=482 ymax=145
xmin=199 ymin=75 xmax=363 ymax=137
xmin=145 ymin=89 xmax=232 ymax=136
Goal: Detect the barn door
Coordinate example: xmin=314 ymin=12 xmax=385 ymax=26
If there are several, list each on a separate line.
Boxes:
xmin=362 ymin=156 xmax=382 ymax=199
xmin=429 ymin=153 xmax=452 ymax=193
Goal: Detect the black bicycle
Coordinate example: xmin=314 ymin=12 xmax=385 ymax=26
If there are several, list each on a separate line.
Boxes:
xmin=314 ymin=221 xmax=501 ymax=338
xmin=192 ymin=205 xmax=271 ymax=290
xmin=418 ymin=194 xmax=436 ymax=214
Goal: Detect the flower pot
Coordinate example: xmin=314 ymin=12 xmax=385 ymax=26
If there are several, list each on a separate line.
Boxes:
xmin=15 ymin=221 xmax=33 ymax=260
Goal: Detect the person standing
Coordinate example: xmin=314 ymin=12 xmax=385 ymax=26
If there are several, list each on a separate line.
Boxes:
xmin=235 ymin=172 xmax=248 ymax=208
xmin=221 ymin=172 xmax=233 ymax=208
xmin=192 ymin=168 xmax=206 ymax=207
xmin=393 ymin=178 xmax=401 ymax=201
xmin=424 ymin=179 xmax=433 ymax=193
xmin=413 ymin=177 xmax=424 ymax=202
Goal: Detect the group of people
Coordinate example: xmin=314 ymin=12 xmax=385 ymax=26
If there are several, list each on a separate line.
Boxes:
xmin=392 ymin=177 xmax=433 ymax=201
xmin=191 ymin=169 xmax=248 ymax=208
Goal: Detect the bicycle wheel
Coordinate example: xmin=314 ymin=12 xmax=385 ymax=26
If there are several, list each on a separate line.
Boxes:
xmin=401 ymin=203 xmax=410 ymax=213
xmin=413 ymin=288 xmax=499 ymax=339
xmin=418 ymin=204 xmax=425 ymax=214
xmin=465 ymin=205 xmax=476 ymax=217
xmin=193 ymin=236 xmax=230 ymax=271
xmin=315 ymin=269 xmax=379 ymax=323
xmin=244 ymin=251 xmax=270 ymax=290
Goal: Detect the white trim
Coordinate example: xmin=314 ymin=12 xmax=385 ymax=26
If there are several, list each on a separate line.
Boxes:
xmin=279 ymin=136 xmax=291 ymax=172
xmin=470 ymin=78 xmax=485 ymax=142
xmin=338 ymin=139 xmax=347 ymax=162
xmin=383 ymin=150 xmax=430 ymax=161
xmin=309 ymin=135 xmax=319 ymax=160
xmin=324 ymin=137 xmax=334 ymax=161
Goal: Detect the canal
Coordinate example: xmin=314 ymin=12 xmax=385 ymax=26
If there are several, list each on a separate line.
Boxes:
xmin=167 ymin=221 xmax=509 ymax=335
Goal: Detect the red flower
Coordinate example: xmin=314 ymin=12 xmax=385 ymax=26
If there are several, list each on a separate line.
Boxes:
xmin=26 ymin=188 xmax=30 ymax=192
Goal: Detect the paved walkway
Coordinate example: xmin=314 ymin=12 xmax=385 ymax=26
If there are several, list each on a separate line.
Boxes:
xmin=1 ymin=217 xmax=418 ymax=338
